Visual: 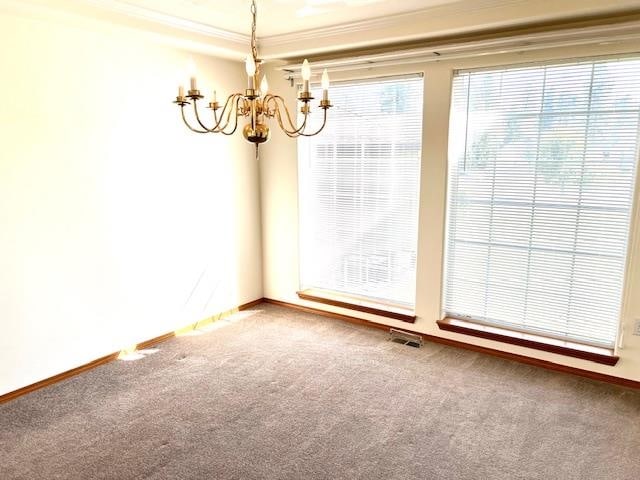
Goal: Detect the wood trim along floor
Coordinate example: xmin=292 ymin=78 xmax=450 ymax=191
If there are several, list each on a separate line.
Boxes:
xmin=0 ymin=299 xmax=263 ymax=404
xmin=237 ymin=298 xmax=265 ymax=310
xmin=3 ymin=297 xmax=638 ymax=404
xmin=262 ymin=298 xmax=640 ymax=390
xmin=0 ymin=352 xmax=121 ymax=405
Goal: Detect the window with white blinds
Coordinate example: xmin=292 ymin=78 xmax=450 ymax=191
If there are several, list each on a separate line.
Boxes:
xmin=444 ymin=56 xmax=640 ymax=348
xmin=298 ymin=75 xmax=423 ymax=307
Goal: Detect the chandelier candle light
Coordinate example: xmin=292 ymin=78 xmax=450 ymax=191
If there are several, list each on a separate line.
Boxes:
xmin=173 ymin=0 xmax=332 ymax=148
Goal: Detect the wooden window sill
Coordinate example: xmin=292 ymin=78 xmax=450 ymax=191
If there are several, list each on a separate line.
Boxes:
xmin=296 ymin=289 xmax=416 ymax=323
xmin=436 ymin=318 xmax=619 ymax=366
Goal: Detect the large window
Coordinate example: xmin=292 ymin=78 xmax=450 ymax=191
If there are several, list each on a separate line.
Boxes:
xmin=298 ymin=75 xmax=423 ymax=307
xmin=444 ymin=56 xmax=640 ymax=347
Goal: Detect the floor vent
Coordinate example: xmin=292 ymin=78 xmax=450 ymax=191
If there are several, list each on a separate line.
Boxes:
xmin=389 ymin=329 xmax=423 ymax=348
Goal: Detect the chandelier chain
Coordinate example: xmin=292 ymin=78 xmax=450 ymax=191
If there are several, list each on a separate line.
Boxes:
xmin=251 ymin=0 xmax=258 ymax=64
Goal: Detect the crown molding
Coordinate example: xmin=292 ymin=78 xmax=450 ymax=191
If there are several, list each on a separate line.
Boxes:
xmin=84 ymin=0 xmax=249 ymax=45
xmin=258 ymin=0 xmax=640 ymax=59
xmin=277 ymin=20 xmax=640 ymax=76
xmin=0 ymin=0 xmax=250 ymax=59
xmin=261 ymin=0 xmax=523 ymax=48
xmin=4 ymin=0 xmax=639 ymax=61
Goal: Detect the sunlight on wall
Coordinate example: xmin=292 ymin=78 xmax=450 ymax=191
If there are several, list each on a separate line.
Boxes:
xmin=0 ymin=9 xmax=261 ymax=396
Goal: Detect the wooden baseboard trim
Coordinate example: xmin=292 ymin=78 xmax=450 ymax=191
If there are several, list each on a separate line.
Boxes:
xmin=239 ymin=298 xmax=266 ymax=310
xmin=4 ymin=297 xmax=637 ymax=404
xmin=0 ymin=352 xmax=121 ymax=405
xmin=136 ymin=332 xmax=176 ymax=351
xmin=0 ymin=298 xmax=264 ymax=404
xmin=262 ymin=298 xmax=640 ymax=390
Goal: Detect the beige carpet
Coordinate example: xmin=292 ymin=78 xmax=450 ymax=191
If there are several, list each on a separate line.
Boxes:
xmin=1 ymin=303 xmax=639 ymax=479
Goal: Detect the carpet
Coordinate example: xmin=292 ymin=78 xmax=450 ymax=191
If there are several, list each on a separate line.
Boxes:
xmin=1 ymin=303 xmax=639 ymax=479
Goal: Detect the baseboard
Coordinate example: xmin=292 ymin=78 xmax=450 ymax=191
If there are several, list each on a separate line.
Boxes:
xmin=4 ymin=297 xmax=637 ymax=405
xmin=0 ymin=352 xmax=122 ymax=405
xmin=262 ymin=298 xmax=640 ymax=390
xmin=0 ymin=298 xmax=264 ymax=405
xmin=238 ymin=298 xmax=265 ymax=310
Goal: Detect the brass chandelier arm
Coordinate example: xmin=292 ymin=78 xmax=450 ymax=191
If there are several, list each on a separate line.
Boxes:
xmin=297 ymin=108 xmax=329 ymax=137
xmin=265 ymin=95 xmax=309 ymax=135
xmin=207 ymin=94 xmax=237 ymax=132
xmin=192 ymin=101 xmax=215 ymax=132
xmin=193 ymin=93 xmax=242 ymax=133
xmin=277 ymin=108 xmax=308 ymax=137
xmin=277 ymin=107 xmax=328 ymax=138
xmin=180 ymin=105 xmax=209 ymax=133
xmin=217 ymin=96 xmax=244 ymax=136
xmin=212 ymin=94 xmax=243 ymax=132
xmin=265 ymin=95 xmax=300 ymax=132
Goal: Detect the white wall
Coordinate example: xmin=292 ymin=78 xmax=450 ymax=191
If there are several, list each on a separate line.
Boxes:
xmin=0 ymin=10 xmax=262 ymax=395
xmin=260 ymin=41 xmax=640 ymax=382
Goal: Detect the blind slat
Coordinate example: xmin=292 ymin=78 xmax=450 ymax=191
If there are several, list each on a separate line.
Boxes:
xmin=444 ymin=57 xmax=640 ymax=348
xmin=298 ymin=76 xmax=424 ymax=306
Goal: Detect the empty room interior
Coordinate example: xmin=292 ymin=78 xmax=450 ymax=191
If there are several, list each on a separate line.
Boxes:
xmin=3 ymin=0 xmax=640 ymax=478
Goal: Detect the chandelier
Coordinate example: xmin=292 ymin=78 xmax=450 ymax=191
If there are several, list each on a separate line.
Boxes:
xmin=173 ymin=0 xmax=332 ymax=147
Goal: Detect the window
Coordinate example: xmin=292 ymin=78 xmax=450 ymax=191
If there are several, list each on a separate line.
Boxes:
xmin=298 ymin=75 xmax=424 ymax=307
xmin=444 ymin=56 xmax=640 ymax=348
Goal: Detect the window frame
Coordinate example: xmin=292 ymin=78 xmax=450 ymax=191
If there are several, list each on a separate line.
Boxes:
xmin=296 ymin=73 xmax=425 ymax=315
xmin=439 ymin=54 xmax=640 ymax=356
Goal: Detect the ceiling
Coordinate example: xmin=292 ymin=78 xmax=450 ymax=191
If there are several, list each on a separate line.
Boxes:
xmin=118 ymin=0 xmax=463 ymax=37
xmin=7 ymin=0 xmax=640 ymax=60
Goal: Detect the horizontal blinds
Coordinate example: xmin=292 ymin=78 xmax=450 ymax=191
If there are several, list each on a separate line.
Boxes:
xmin=444 ymin=57 xmax=640 ymax=347
xmin=298 ymin=75 xmax=423 ymax=306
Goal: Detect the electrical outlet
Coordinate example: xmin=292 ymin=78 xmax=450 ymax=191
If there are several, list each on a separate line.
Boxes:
xmin=634 ymin=319 xmax=640 ymax=336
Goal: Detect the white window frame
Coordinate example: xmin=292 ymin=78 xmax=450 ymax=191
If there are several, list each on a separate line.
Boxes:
xmin=297 ymin=73 xmax=424 ymax=310
xmin=442 ymin=54 xmax=640 ymax=349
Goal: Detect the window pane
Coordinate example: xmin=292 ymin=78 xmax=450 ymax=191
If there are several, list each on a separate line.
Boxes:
xmin=298 ymin=76 xmax=423 ymax=306
xmin=444 ymin=57 xmax=640 ymax=347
